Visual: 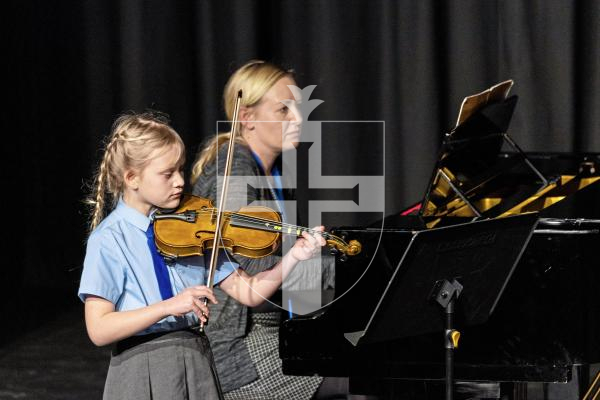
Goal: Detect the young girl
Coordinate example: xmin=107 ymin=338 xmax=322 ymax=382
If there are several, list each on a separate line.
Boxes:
xmin=79 ymin=112 xmax=325 ymax=400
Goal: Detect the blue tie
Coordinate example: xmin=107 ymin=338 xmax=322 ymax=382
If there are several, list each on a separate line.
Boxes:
xmin=146 ymin=222 xmax=174 ymax=300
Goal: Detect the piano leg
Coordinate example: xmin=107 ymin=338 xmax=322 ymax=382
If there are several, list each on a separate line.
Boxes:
xmin=500 ymin=382 xmax=526 ymax=400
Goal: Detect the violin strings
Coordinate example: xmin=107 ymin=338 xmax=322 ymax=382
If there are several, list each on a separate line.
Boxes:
xmin=227 ymin=212 xmax=334 ymax=239
xmin=193 ymin=207 xmax=310 ymax=232
xmin=187 ymin=207 xmax=340 ymax=242
xmin=233 ymin=215 xmax=336 ymax=240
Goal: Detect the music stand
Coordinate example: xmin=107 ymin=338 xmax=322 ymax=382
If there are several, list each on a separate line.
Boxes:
xmin=344 ymin=213 xmax=538 ymax=400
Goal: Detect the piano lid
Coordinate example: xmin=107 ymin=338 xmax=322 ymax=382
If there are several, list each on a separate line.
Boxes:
xmin=418 ymin=85 xmax=599 ymax=227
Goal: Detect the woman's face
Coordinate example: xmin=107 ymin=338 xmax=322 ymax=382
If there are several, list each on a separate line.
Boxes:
xmin=246 ymin=76 xmax=302 ymax=157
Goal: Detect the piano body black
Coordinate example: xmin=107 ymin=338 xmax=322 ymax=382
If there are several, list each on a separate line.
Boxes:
xmin=280 ymin=95 xmax=600 ymax=399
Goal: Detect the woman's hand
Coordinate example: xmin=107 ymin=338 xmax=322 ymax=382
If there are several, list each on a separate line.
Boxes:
xmin=288 ymin=226 xmax=327 ymax=262
xmin=163 ymin=286 xmax=217 ymax=323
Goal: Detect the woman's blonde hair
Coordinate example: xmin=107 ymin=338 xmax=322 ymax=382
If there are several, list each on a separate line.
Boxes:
xmin=86 ymin=112 xmax=184 ymax=231
xmin=190 ymin=60 xmax=293 ymax=183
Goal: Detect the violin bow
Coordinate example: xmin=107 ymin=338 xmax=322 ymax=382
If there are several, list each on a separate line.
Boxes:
xmin=200 ymin=89 xmax=243 ymax=331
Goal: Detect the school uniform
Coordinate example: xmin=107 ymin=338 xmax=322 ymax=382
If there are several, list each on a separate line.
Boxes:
xmin=78 ymin=200 xmax=238 ymax=400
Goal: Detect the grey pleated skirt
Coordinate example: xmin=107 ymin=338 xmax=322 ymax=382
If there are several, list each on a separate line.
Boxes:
xmin=103 ymin=329 xmax=224 ymax=400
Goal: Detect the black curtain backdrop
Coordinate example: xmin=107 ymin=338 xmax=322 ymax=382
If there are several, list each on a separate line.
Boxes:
xmin=2 ymin=0 xmax=599 ymax=341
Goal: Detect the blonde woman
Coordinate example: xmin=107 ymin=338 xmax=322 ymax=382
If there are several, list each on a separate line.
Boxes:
xmin=191 ymin=61 xmax=346 ymax=400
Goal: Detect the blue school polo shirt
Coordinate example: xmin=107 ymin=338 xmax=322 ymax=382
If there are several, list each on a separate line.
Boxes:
xmin=78 ymin=200 xmax=238 ymax=335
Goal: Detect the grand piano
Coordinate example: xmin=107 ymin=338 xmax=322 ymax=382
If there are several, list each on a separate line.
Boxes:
xmin=280 ymin=92 xmax=600 ymax=399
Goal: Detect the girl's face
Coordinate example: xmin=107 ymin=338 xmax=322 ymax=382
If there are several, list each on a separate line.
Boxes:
xmin=245 ymin=76 xmax=302 ymax=158
xmin=123 ymin=145 xmax=185 ymax=216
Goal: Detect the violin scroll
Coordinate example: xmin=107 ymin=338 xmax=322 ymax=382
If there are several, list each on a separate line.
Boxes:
xmin=325 ymin=236 xmax=362 ymax=257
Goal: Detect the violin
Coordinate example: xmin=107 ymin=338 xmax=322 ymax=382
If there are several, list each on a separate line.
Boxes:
xmin=153 ymin=194 xmax=362 ymax=259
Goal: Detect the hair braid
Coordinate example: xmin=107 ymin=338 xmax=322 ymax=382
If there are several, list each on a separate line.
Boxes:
xmin=86 ymin=133 xmax=119 ymax=231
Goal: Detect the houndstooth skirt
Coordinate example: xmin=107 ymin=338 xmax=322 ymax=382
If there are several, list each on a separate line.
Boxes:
xmin=224 ymin=312 xmax=322 ymax=400
xmin=103 ymin=329 xmax=223 ymax=400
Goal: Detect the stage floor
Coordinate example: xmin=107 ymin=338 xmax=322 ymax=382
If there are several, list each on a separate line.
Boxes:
xmin=0 ymin=306 xmax=109 ymax=399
